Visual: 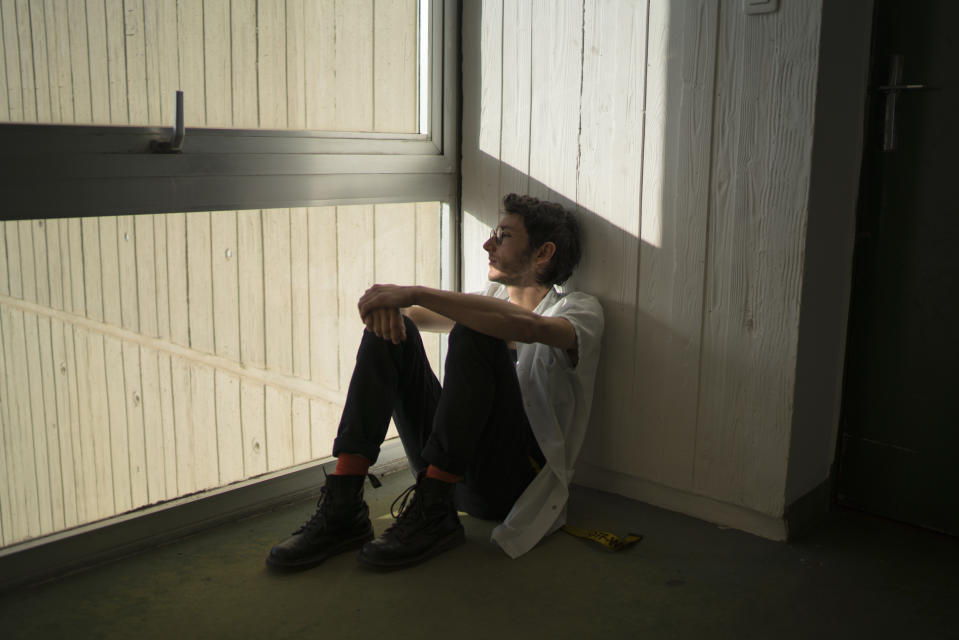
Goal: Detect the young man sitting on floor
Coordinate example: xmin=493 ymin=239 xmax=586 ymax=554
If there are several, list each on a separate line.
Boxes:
xmin=267 ymin=193 xmax=604 ymax=570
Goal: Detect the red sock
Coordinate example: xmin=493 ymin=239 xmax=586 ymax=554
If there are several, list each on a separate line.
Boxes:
xmin=426 ymin=464 xmax=462 ymax=483
xmin=334 ymin=453 xmax=370 ymax=476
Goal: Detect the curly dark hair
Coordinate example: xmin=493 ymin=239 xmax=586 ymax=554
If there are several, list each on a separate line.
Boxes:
xmin=502 ymin=193 xmax=581 ymax=286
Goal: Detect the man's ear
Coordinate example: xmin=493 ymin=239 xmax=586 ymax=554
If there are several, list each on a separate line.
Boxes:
xmin=535 ymin=241 xmax=557 ymax=265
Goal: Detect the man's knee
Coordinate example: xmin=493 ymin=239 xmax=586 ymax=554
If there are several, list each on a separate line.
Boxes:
xmin=448 ymin=323 xmax=502 ymax=350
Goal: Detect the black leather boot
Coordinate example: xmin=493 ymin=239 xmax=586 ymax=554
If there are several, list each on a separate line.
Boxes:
xmin=357 ymin=474 xmax=465 ymax=570
xmin=266 ymin=474 xmax=374 ymax=570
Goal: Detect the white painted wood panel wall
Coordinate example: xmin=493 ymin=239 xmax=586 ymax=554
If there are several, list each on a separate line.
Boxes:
xmin=0 ymin=0 xmax=442 ymax=548
xmin=462 ymin=0 xmax=822 ymax=538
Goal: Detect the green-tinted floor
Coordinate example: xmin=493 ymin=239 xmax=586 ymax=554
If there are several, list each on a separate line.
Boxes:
xmin=1 ymin=468 xmax=957 ymax=639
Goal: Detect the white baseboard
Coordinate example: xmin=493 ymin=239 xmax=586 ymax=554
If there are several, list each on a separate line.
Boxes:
xmin=574 ymin=461 xmax=788 ymax=541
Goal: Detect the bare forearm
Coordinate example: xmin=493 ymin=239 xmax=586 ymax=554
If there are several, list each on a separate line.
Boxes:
xmin=412 ymin=286 xmax=540 ymax=343
xmin=403 ymin=305 xmax=455 ymax=333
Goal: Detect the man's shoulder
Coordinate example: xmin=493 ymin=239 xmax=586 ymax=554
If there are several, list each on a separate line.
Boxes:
xmin=547 ymin=289 xmax=603 ymax=319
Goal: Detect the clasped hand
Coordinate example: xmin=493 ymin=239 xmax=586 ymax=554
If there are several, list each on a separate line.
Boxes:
xmin=358 ymin=284 xmax=415 ymax=344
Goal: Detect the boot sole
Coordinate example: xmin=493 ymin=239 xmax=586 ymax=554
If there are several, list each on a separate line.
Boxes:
xmin=356 ymin=527 xmax=466 ymax=571
xmin=265 ymin=528 xmax=374 ymax=572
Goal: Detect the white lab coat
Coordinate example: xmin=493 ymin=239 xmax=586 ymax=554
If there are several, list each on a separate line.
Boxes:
xmin=480 ymin=283 xmax=605 ymax=558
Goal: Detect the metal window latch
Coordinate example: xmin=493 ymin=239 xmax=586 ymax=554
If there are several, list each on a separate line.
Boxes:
xmin=877 ymin=55 xmax=929 ymax=152
xmin=151 ymin=90 xmax=185 ymax=153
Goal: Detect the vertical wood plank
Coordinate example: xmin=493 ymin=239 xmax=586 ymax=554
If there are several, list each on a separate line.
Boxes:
xmin=135 ymin=215 xmax=158 ymax=337
xmin=81 ymin=217 xmax=103 ymax=322
xmin=67 ymin=219 xmax=85 ymax=316
xmin=122 ymin=341 xmax=148 ymax=508
xmin=265 ymin=386 xmax=293 ymax=470
xmin=123 ymin=0 xmax=148 ymax=125
xmin=103 ymin=335 xmax=131 ymax=514
xmin=292 ymin=394 xmax=310 ymax=464
xmin=0 ymin=1 xmax=12 ymax=121
xmin=373 ymin=0 xmax=417 ymax=133
xmin=14 ymin=0 xmax=37 ymax=121
xmin=285 ymin=0 xmax=305 ymax=129
xmin=211 ymin=211 xmax=240 ymax=361
xmin=27 ymin=0 xmax=51 ymax=122
xmin=84 ymin=330 xmax=115 ymax=519
xmin=63 ymin=0 xmax=89 ymax=122
xmin=144 ymin=0 xmax=179 ymax=126
xmin=104 ymin=0 xmax=129 ymax=123
xmin=46 ymin=0 xmax=75 ymax=122
xmin=0 ymin=222 xmax=8 ymax=296
xmin=156 ymin=351 xmax=177 ymax=497
xmin=17 ymin=221 xmax=37 ymax=303
xmin=5 ymin=222 xmax=21 ymax=299
xmin=49 ymin=318 xmax=78 ymax=528
xmin=31 ymin=221 xmax=49 ymax=308
xmin=415 ymin=202 xmax=442 ymax=374
xmin=241 ymin=379 xmax=266 ymax=477
xmin=576 ymin=0 xmax=646 ymax=473
xmin=335 ymin=205 xmax=374 ymax=391
xmin=44 ymin=220 xmax=64 ymax=311
xmin=99 ymin=216 xmax=122 ymax=327
xmin=263 ymin=208 xmax=293 ymax=375
xmin=37 ymin=315 xmax=65 ymax=531
xmin=230 ymin=0 xmax=257 ymax=128
xmin=69 ymin=327 xmax=96 ymax=523
xmin=695 ymin=0 xmax=820 ymax=515
xmin=460 ymin=0 xmax=502 ymax=293
xmin=117 ymin=215 xmax=139 ymax=331
xmin=334 ymin=0 xmax=373 ymax=130
xmin=528 ymin=0 xmax=581 ymax=204
xmin=1 ymin=0 xmax=24 ymax=121
xmin=170 ymin=354 xmax=193 ymax=493
xmin=0 ymin=307 xmax=33 ymax=541
xmin=304 ymin=0 xmax=335 ymax=130
xmin=629 ymin=0 xmax=716 ymax=488
xmin=257 ymin=0 xmax=286 ymax=128
xmin=237 ymin=210 xmax=265 ymax=368
xmin=290 ymin=208 xmax=310 ymax=379
xmin=139 ymin=346 xmax=167 ymax=502
xmin=176 ymin=0 xmax=205 ymax=125
xmin=86 ymin=0 xmax=110 ymax=122
xmin=153 ymin=215 xmax=171 ymax=340
xmin=186 ymin=212 xmax=214 ymax=353
xmin=189 ymin=363 xmax=218 ymax=490
xmin=307 ymin=206 xmax=339 ymax=391
xmin=214 ymin=370 xmax=243 ymax=483
xmin=500 ymin=0 xmax=532 ymax=197
xmin=0 ymin=318 xmax=11 ymax=543
xmin=309 ymin=397 xmax=337 ymax=460
xmin=203 ymin=0 xmax=232 ymax=127
xmin=22 ymin=311 xmax=53 ymax=533
xmin=166 ymin=213 xmax=188 ymax=346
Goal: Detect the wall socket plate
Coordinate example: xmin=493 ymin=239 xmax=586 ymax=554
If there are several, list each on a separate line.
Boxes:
xmin=744 ymin=0 xmax=779 ymax=15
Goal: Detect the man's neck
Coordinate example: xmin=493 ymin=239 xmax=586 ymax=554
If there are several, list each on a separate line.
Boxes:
xmin=506 ymin=284 xmax=551 ymax=311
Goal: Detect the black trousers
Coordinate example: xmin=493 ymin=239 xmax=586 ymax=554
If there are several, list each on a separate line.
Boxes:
xmin=332 ymin=317 xmax=543 ymax=520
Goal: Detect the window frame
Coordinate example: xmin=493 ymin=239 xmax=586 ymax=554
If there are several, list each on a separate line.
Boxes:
xmin=0 ymin=0 xmax=458 ymax=220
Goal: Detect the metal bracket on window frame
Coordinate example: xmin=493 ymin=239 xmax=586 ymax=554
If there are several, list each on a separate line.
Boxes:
xmin=150 ymin=90 xmax=185 ymax=153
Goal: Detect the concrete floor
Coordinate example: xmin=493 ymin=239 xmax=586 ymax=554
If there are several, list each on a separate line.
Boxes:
xmin=1 ymin=468 xmax=956 ymax=639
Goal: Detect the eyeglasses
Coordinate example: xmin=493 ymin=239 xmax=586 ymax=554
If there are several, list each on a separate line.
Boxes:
xmin=488 ymin=227 xmax=505 ymax=245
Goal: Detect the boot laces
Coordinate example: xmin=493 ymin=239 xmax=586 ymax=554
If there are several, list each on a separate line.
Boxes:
xmin=294 ymin=486 xmax=331 ymax=535
xmin=384 ymin=482 xmax=424 ymax=538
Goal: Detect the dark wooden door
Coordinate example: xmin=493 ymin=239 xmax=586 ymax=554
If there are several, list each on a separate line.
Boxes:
xmin=837 ymin=0 xmax=959 ymax=535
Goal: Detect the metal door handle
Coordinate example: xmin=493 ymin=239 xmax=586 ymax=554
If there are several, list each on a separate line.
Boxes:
xmin=880 ymin=55 xmax=928 ymax=151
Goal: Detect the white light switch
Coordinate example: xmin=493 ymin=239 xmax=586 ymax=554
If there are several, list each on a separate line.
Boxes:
xmin=744 ymin=0 xmax=779 ymax=15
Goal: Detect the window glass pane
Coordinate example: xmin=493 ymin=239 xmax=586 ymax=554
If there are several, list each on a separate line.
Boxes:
xmin=0 ymin=202 xmax=445 ymax=548
xmin=0 ymin=0 xmax=422 ymax=133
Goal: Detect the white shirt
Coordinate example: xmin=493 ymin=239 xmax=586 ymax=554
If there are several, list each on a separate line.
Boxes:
xmin=480 ymin=283 xmax=605 ymax=558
